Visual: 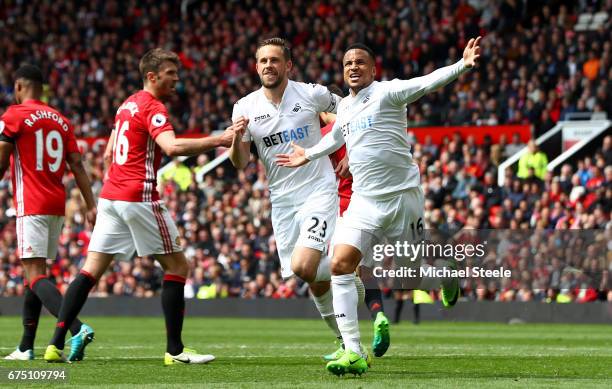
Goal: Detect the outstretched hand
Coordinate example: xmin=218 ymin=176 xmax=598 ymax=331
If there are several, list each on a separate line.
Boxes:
xmin=276 ymin=142 xmax=309 ymax=168
xmin=463 ymin=36 xmax=481 ymax=68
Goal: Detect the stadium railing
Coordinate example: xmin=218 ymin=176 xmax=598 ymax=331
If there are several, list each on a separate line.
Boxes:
xmin=496 ymin=112 xmax=610 ymax=185
xmin=547 ymin=116 xmax=611 ymax=173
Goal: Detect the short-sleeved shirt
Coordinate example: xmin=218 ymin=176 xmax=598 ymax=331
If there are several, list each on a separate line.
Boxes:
xmin=0 ymin=100 xmax=79 ymax=216
xmin=232 ymin=80 xmax=340 ymax=207
xmin=101 ymin=90 xmax=174 ymax=202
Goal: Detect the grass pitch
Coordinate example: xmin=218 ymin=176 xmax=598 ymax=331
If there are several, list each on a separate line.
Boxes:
xmin=0 ymin=316 xmax=611 ymax=388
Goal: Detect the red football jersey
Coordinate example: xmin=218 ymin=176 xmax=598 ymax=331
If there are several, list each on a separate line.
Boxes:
xmin=101 ymin=91 xmax=173 ymax=202
xmin=0 ymin=100 xmax=79 ymax=217
xmin=321 ymin=121 xmax=353 ymax=216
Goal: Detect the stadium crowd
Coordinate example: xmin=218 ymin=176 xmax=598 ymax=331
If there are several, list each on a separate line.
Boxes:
xmin=1 ymin=0 xmax=611 ymax=136
xmin=0 ymin=0 xmax=611 ymax=302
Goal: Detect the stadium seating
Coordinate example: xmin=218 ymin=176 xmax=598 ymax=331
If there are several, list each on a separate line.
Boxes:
xmin=0 ymin=0 xmax=610 ymax=302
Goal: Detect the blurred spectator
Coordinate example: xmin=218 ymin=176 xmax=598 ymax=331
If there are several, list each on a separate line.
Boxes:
xmin=0 ymin=0 xmax=610 ymax=302
xmin=161 ymin=159 xmax=193 ymax=191
xmin=517 ymin=140 xmax=548 ymax=180
xmin=504 ymin=133 xmax=525 ymax=158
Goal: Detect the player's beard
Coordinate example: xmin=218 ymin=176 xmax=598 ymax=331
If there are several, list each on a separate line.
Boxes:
xmin=156 ymin=83 xmax=176 ymax=102
xmin=260 ymin=72 xmax=284 ymax=89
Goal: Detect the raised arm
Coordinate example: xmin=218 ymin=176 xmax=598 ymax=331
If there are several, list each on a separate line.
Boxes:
xmin=387 ymin=37 xmax=481 ymax=106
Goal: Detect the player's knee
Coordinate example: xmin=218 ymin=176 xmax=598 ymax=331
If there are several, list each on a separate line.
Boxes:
xmin=166 ymin=260 xmax=189 ymax=278
xmin=165 ymin=268 xmax=189 ymax=279
xmin=330 ymin=257 xmax=352 ymax=276
xmin=22 ymin=258 xmax=46 ymax=279
xmin=82 ymin=252 xmax=115 ymax=280
xmin=291 ymin=262 xmax=316 ymax=283
xmin=156 ymin=252 xmax=190 ymax=278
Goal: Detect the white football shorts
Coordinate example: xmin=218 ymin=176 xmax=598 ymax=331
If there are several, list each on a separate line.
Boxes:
xmin=17 ymin=215 xmax=63 ymax=259
xmin=88 ymin=198 xmax=182 ymax=257
xmin=333 ymin=186 xmax=425 ymax=267
xmin=271 ymin=191 xmax=338 ymax=278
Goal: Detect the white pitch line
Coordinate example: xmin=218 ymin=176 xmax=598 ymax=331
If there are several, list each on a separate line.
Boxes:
xmin=2 ymin=344 xmax=611 ymax=354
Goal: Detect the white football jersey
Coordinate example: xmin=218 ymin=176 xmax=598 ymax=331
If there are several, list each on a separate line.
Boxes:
xmin=232 ymin=80 xmax=341 ymax=207
xmin=306 ymin=59 xmax=469 ymax=198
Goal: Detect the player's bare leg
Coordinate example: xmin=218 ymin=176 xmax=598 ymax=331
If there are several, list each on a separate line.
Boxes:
xmin=155 ymin=251 xmax=215 ymax=365
xmin=45 ymin=252 xmax=114 ymax=362
xmin=79 ymin=252 xmax=116 ymax=280
xmin=326 ymin=244 xmax=369 ymax=376
xmin=291 ymin=246 xmax=326 ymax=284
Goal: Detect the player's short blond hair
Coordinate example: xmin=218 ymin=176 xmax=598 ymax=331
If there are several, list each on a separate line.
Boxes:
xmin=256 ymin=37 xmax=291 ymax=61
xmin=139 ymin=48 xmax=180 ymax=80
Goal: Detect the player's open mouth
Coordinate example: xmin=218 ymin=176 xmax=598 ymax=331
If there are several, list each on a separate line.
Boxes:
xmin=349 ymin=74 xmax=361 ymax=80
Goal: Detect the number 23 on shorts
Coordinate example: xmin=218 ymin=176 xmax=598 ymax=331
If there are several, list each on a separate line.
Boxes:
xmin=307 ymin=216 xmax=328 ymax=238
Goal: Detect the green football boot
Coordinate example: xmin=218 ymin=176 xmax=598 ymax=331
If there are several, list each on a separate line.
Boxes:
xmin=326 ymin=349 xmax=368 ymax=376
xmin=372 ymin=312 xmax=390 ymax=357
xmin=441 ymin=261 xmax=460 ymax=308
xmin=323 ymin=340 xmax=344 ymax=362
xmin=44 ymin=345 xmax=66 ymax=363
xmin=324 ymin=342 xmax=372 ymax=367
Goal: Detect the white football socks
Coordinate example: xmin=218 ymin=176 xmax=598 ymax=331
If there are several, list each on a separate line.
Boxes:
xmin=331 ymin=273 xmax=361 ymax=355
xmin=312 ymin=288 xmax=341 ymax=338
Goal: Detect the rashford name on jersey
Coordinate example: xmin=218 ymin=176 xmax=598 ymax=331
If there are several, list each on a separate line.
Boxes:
xmin=22 ymin=109 xmax=71 ymax=132
xmin=0 ymin=100 xmax=79 ymax=216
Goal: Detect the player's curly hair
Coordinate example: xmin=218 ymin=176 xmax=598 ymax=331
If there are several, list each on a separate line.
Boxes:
xmin=139 ymin=48 xmax=180 ymax=80
xmin=15 ymin=64 xmax=43 ymax=90
xmin=256 ymin=37 xmax=292 ymax=61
